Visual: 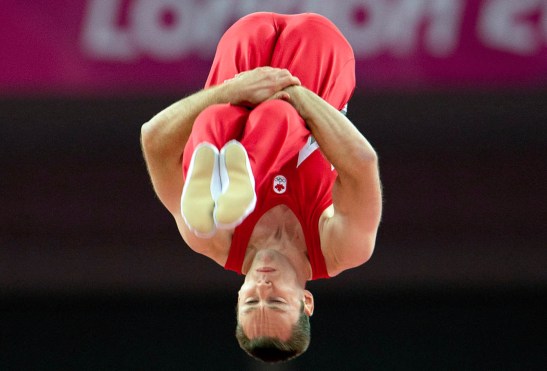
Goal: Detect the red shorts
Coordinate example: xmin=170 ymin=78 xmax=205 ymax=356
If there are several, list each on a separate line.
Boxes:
xmin=205 ymin=12 xmax=355 ymax=111
xmin=183 ymin=100 xmax=309 ymax=188
xmin=184 ymin=12 xmax=356 ymax=179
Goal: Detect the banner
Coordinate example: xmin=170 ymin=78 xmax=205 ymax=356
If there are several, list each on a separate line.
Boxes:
xmin=1 ymin=0 xmax=546 ymax=95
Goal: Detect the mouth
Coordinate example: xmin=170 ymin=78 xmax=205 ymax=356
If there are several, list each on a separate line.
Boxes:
xmin=256 ymin=267 xmax=276 ymax=273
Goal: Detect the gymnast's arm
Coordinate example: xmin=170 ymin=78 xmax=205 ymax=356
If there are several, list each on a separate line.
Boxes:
xmin=140 ymin=67 xmax=301 ymax=215
xmin=283 ymin=86 xmax=383 ymax=276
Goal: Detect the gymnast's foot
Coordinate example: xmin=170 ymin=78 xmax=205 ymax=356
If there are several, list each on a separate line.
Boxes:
xmin=181 ymin=143 xmax=220 ymax=238
xmin=214 ymin=140 xmax=256 ymax=229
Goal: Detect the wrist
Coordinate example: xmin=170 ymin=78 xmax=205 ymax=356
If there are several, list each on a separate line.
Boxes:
xmin=284 ymin=85 xmax=301 ymax=96
xmin=284 ymin=85 xmax=309 ymax=117
xmin=214 ymin=81 xmax=237 ymax=105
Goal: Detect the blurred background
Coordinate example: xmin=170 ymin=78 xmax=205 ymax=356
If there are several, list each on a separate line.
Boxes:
xmin=1 ymin=1 xmax=546 ymax=370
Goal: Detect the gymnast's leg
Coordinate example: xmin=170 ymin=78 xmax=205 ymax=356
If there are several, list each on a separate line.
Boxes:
xmin=242 ymin=99 xmax=309 ymax=188
xmin=181 ymin=104 xmax=249 ymax=237
xmin=269 ymin=13 xmax=356 ymax=111
xmin=205 ymin=12 xmax=279 ymax=88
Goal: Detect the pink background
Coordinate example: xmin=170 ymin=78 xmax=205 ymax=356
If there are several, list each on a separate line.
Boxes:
xmin=1 ymin=0 xmax=546 ymax=96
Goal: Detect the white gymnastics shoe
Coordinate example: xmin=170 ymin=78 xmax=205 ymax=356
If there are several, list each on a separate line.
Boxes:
xmin=214 ymin=140 xmax=256 ymax=230
xmin=180 ymin=142 xmax=221 ymax=238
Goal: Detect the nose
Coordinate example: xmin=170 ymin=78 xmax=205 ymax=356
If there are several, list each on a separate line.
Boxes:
xmin=256 ymin=278 xmax=272 ymax=297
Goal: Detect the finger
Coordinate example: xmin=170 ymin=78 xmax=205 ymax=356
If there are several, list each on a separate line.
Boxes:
xmin=278 ymin=69 xmax=301 ymax=85
xmin=266 ymin=91 xmax=290 ymax=102
xmin=278 ymin=91 xmax=291 ymax=101
xmin=290 ymin=76 xmax=301 ymax=86
xmin=277 ymin=74 xmax=301 ymax=89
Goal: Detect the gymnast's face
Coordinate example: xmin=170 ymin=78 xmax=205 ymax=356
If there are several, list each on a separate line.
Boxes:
xmin=237 ymin=250 xmax=313 ymax=340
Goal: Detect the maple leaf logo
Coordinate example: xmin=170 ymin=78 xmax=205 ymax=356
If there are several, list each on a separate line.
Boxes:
xmin=273 ymin=175 xmax=287 ymax=194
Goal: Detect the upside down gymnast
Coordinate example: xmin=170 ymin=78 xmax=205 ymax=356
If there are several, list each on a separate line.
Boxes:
xmin=141 ymin=12 xmax=382 ymax=363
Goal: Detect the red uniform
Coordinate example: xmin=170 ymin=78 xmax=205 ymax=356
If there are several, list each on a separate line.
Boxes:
xmin=206 ymin=12 xmax=355 ymax=111
xmin=183 ymin=13 xmax=356 ymax=280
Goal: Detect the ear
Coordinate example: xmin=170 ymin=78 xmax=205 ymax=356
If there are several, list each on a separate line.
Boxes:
xmin=303 ymin=290 xmax=314 ymax=316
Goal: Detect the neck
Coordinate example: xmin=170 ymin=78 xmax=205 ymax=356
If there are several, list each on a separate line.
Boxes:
xmin=243 ymin=205 xmax=312 ymax=281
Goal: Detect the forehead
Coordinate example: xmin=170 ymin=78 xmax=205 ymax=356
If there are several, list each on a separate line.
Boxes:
xmin=239 ymin=306 xmax=297 ymax=340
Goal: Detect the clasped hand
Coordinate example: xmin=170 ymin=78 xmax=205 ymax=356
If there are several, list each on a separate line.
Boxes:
xmin=224 ymin=67 xmax=301 ymax=107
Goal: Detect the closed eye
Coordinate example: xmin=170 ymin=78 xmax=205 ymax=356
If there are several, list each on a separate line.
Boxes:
xmin=244 ymin=298 xmax=285 ymax=305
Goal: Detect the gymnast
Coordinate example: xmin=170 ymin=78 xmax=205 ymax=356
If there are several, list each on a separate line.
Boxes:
xmin=141 ymin=12 xmax=382 ymax=363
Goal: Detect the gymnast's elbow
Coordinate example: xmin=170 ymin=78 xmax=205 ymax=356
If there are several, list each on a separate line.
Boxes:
xmin=340 ymin=236 xmax=376 ymax=272
xmin=355 ymin=239 xmax=376 ymax=267
xmin=140 ymin=118 xmax=166 ymax=157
